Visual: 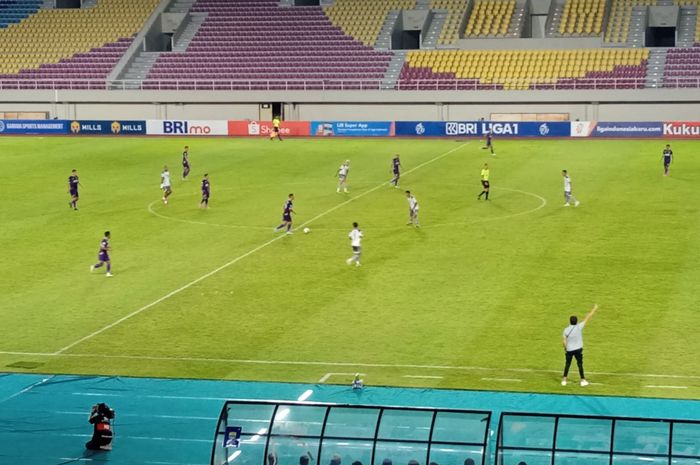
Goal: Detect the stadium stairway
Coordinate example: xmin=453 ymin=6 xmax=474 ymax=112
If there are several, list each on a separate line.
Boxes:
xmin=382 ymin=49 xmax=407 ymax=89
xmin=677 ymin=5 xmax=698 ymax=47
xmin=422 ymin=10 xmax=448 ymax=48
xmin=646 ymin=48 xmax=667 ymax=88
xmin=375 ymin=8 xmax=401 ymax=50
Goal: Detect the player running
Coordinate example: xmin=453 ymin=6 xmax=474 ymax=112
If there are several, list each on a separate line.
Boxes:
xmin=270 ymin=115 xmax=283 ymax=141
xmin=274 ymin=193 xmax=295 ymax=234
xmin=390 ymin=155 xmax=401 ymax=188
xmin=406 ymin=190 xmax=420 ymax=227
xmin=161 ymin=166 xmax=172 ymax=205
xmin=199 ymin=174 xmax=210 ymax=209
xmin=346 ymin=222 xmax=363 ymax=267
xmin=477 ymin=163 xmax=490 ymax=200
xmin=68 ymin=169 xmax=81 ymax=210
xmin=482 ymin=131 xmax=495 ymax=156
xmin=662 ymin=144 xmax=673 ymax=176
xmin=337 ymin=160 xmax=350 ymax=193
xmin=562 ymin=170 xmax=580 ymax=207
xmin=90 ymin=231 xmax=113 ymax=277
xmin=182 ymin=146 xmax=191 ymax=180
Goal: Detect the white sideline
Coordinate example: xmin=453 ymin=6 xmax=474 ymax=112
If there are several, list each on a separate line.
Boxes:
xmin=3 ymin=350 xmax=700 ymax=381
xmin=54 ymin=143 xmax=468 ymax=355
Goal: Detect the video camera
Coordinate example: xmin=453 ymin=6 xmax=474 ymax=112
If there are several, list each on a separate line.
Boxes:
xmin=91 ymin=403 xmax=115 ymax=420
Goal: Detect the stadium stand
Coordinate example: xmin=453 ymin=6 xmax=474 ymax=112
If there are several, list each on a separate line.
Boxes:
xmin=0 ymin=0 xmax=158 ymax=88
xmin=323 ymin=0 xmax=416 ymax=47
xmin=674 ymin=0 xmax=700 ymax=44
xmin=605 ymin=0 xmax=655 ymax=44
xmin=664 ymin=47 xmax=700 ymax=87
xmin=0 ymin=0 xmax=41 ymax=29
xmin=145 ymin=0 xmax=394 ymax=90
xmin=399 ymin=48 xmax=649 ymax=90
xmin=464 ymin=0 xmax=515 ymax=37
xmin=431 ymin=0 xmax=470 ymax=45
xmin=557 ymin=0 xmax=606 ymax=36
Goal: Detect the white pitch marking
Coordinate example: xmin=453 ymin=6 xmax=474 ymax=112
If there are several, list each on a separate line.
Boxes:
xmin=0 ymin=376 xmax=53 ymax=404
xmin=55 ymin=143 xmax=468 ymax=355
xmin=4 ymin=350 xmax=700 ymax=381
xmin=481 ymin=377 xmax=523 ymax=383
xmin=403 ymin=375 xmax=444 ymax=379
xmin=644 ymin=385 xmax=688 ymax=389
xmin=318 ymin=372 xmax=364 ymax=383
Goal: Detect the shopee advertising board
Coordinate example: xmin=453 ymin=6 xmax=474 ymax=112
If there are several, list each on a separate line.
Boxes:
xmin=146 ymin=120 xmax=228 ymax=136
xmin=228 ymin=121 xmax=311 ymax=136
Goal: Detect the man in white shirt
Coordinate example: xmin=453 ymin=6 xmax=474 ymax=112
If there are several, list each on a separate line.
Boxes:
xmin=562 ymin=169 xmax=580 ymax=207
xmin=405 ymin=190 xmax=420 ymax=227
xmin=337 ymin=160 xmax=350 ymax=193
xmin=161 ymin=165 xmax=172 ymax=205
xmin=346 ymin=222 xmax=363 ymax=266
xmin=562 ymin=304 xmax=598 ymax=386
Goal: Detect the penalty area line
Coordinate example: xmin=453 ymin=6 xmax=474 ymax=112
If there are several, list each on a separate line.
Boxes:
xmin=55 ymin=143 xmax=469 ymax=355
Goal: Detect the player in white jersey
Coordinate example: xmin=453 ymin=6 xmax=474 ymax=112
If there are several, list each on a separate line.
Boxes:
xmin=562 ymin=170 xmax=580 ymax=207
xmin=337 ymin=160 xmax=350 ymax=193
xmin=405 ymin=190 xmax=420 ymax=227
xmin=161 ymin=166 xmax=173 ymax=205
xmin=346 ymin=222 xmax=363 ymax=266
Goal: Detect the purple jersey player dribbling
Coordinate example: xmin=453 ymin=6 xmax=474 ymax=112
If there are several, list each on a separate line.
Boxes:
xmin=274 ymin=194 xmax=295 ymax=234
xmin=90 ymin=231 xmax=113 ymax=277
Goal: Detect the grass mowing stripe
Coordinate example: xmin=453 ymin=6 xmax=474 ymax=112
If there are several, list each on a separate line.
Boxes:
xmin=54 ymin=142 xmax=469 ymax=355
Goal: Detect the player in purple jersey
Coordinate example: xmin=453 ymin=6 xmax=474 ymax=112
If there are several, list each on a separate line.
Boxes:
xmin=482 ymin=131 xmax=495 ymax=156
xmin=68 ymin=169 xmax=80 ymax=210
xmin=90 ymin=231 xmax=112 ymax=277
xmin=274 ymin=194 xmax=295 ymax=234
xmin=390 ymin=155 xmax=401 ymax=188
xmin=182 ymin=146 xmax=190 ymax=180
xmin=199 ymin=174 xmax=210 ymax=209
xmin=662 ymin=144 xmax=673 ymax=176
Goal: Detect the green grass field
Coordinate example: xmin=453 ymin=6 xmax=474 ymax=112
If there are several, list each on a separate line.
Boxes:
xmin=1 ymin=136 xmax=699 ymax=399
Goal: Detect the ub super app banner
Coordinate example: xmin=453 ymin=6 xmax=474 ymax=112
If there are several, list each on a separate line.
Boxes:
xmin=227 ymin=121 xmax=310 ymax=136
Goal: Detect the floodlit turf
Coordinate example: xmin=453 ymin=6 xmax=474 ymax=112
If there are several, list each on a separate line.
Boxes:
xmin=1 ymin=136 xmax=699 ymax=399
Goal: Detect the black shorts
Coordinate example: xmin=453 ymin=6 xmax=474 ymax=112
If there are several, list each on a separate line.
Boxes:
xmin=481 ymin=180 xmax=490 ymax=188
xmin=70 ymin=190 xmax=79 ymax=197
xmin=283 ymin=213 xmax=292 ymax=222
xmin=201 ymin=192 xmax=209 ymax=200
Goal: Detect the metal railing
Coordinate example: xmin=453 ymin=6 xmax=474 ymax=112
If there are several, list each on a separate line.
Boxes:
xmin=0 ymin=77 xmax=699 ymax=91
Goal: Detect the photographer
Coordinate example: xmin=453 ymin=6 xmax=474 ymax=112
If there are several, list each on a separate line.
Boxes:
xmin=85 ymin=403 xmax=114 ymax=451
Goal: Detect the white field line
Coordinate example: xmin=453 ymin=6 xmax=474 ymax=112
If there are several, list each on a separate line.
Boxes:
xmin=0 ymin=375 xmax=53 ymax=404
xmin=644 ymin=385 xmax=688 ymax=389
xmin=319 ymin=372 xmax=365 ymax=383
xmin=3 ymin=350 xmax=700 ymax=382
xmin=481 ymin=377 xmax=523 ymax=382
xmin=54 ymin=143 xmax=468 ymax=355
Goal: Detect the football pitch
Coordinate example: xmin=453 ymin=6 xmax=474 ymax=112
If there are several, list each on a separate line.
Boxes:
xmin=1 ymin=136 xmax=699 ymax=400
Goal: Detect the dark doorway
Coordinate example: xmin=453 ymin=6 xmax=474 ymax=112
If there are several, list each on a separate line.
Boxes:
xmin=56 ymin=0 xmax=81 ymax=8
xmin=646 ymin=27 xmax=676 ymax=47
xmin=272 ymin=103 xmax=283 ymax=120
xmin=294 ymin=0 xmax=320 ymax=5
xmin=393 ymin=30 xmax=421 ymax=50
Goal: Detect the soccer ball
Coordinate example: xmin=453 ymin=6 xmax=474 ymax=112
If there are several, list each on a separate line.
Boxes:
xmin=303 ymin=227 xmax=311 ymax=234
